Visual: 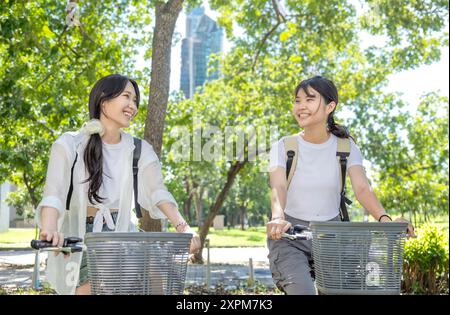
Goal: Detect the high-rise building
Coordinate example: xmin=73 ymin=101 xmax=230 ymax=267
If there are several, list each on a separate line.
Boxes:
xmin=180 ymin=7 xmax=223 ymax=98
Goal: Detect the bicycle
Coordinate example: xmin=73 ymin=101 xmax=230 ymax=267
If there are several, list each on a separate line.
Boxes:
xmin=31 ymin=232 xmax=192 ymax=295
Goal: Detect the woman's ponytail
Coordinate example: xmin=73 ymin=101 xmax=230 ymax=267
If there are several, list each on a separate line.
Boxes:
xmin=327 ymin=113 xmax=351 ymax=139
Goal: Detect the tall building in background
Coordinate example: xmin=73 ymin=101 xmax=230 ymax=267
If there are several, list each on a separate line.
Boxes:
xmin=180 ymin=7 xmax=223 ymax=98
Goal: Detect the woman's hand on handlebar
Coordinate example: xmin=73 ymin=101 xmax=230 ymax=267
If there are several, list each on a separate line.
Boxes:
xmin=267 ymin=218 xmax=292 ymax=240
xmin=177 ymin=224 xmax=201 ymax=255
xmin=39 ymin=229 xmax=64 ymax=247
xmin=39 ymin=229 xmax=70 ymax=257
xmin=39 ymin=207 xmax=69 ymax=257
xmin=394 ymin=217 xmax=416 ymax=238
xmin=189 ymin=232 xmax=201 ymax=255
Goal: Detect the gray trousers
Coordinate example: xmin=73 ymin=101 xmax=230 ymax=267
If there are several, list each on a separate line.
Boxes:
xmin=267 ymin=214 xmax=340 ymax=295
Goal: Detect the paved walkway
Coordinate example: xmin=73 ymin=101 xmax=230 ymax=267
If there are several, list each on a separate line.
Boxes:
xmin=0 ymin=247 xmax=274 ymax=290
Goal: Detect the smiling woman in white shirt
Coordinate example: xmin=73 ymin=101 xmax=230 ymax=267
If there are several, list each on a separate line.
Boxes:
xmin=36 ymin=74 xmax=201 ymax=295
xmin=266 ymin=75 xmax=415 ymax=295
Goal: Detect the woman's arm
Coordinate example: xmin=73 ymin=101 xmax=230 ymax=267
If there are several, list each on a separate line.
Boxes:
xmin=156 ymin=202 xmax=189 ymax=232
xmin=37 ymin=140 xmax=72 ymax=249
xmin=348 ymin=165 xmax=415 ymax=236
xmin=40 ymin=206 xmax=65 ymax=247
xmin=348 ymin=166 xmax=389 ymax=222
xmin=141 ymin=161 xmax=201 ymax=253
xmin=269 ymin=167 xmax=288 ymax=220
xmin=267 ymin=167 xmax=292 ymax=239
xmin=157 ymin=201 xmax=201 ymax=254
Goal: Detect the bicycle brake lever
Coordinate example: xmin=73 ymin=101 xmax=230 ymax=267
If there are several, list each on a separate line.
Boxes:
xmin=68 ymin=245 xmax=83 ymax=253
xmin=281 ymin=232 xmax=297 ymax=240
xmin=64 ymin=237 xmax=83 ymax=246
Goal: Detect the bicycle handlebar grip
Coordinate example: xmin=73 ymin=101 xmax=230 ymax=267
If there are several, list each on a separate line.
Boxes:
xmin=30 ymin=239 xmax=53 ymax=250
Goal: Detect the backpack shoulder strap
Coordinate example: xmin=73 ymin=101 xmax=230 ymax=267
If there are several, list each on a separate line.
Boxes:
xmin=284 ymin=134 xmax=299 ymax=190
xmin=65 ymin=152 xmax=78 ymax=210
xmin=336 ymin=137 xmax=351 ymax=221
xmin=337 ymin=137 xmax=351 ymax=156
xmin=133 ymin=137 xmax=143 ymax=218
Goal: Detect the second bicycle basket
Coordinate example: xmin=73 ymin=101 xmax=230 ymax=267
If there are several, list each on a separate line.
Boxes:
xmin=310 ymin=222 xmax=408 ymax=295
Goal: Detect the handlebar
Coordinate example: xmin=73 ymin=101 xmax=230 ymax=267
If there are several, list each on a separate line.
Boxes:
xmin=30 ymin=237 xmax=84 ymax=253
xmin=281 ymin=224 xmax=313 ymax=240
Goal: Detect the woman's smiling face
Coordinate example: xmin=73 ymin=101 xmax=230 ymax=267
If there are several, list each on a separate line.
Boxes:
xmin=100 ymin=81 xmax=138 ymax=129
xmin=292 ymin=86 xmax=335 ymax=129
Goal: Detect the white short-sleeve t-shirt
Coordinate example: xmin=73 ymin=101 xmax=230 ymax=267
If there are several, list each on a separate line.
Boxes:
xmin=269 ymin=133 xmax=364 ymax=221
xmin=86 ymin=136 xmax=160 ymax=211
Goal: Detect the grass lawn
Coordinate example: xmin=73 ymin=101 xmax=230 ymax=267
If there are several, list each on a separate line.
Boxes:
xmin=0 ymin=228 xmax=37 ymax=248
xmin=1 ymin=216 xmax=448 ymax=249
xmin=199 ymin=226 xmax=267 ymax=247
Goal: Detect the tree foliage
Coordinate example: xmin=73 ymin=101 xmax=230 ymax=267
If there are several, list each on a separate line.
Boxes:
xmin=0 ymin=1 xmax=447 ymax=253
xmin=0 ymin=0 xmax=152 ymax=213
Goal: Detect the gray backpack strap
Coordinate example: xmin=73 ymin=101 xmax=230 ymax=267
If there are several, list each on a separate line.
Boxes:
xmin=133 ymin=137 xmax=142 ymax=218
xmin=337 ymin=137 xmax=352 ymax=221
xmin=284 ymin=135 xmax=299 ymax=190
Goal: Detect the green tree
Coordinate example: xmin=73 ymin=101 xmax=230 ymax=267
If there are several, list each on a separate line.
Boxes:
xmin=224 ymin=166 xmax=271 ymax=229
xmin=375 ymin=93 xmax=449 ymax=225
xmin=0 ymin=0 xmax=152 ymax=215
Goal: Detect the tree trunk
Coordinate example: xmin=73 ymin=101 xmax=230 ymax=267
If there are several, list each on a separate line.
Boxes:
xmin=193 ymin=186 xmax=204 ymax=227
xmin=183 ymin=178 xmax=193 ymax=222
xmin=183 ymin=195 xmax=192 ymax=224
xmin=423 ymin=206 xmax=429 ymax=223
xmin=23 ymin=173 xmax=38 ymax=209
xmin=141 ymin=0 xmax=184 ymax=232
xmin=413 ymin=207 xmax=417 ymax=227
xmin=139 ymin=207 xmax=162 ymax=231
xmin=192 ymin=161 xmax=247 ymax=262
xmin=183 ymin=196 xmax=192 ymax=222
xmin=240 ymin=205 xmax=246 ymax=231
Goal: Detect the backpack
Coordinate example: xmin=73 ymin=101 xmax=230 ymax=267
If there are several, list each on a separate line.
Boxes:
xmin=284 ymin=134 xmax=352 ymax=221
xmin=66 ymin=137 xmax=143 ymax=218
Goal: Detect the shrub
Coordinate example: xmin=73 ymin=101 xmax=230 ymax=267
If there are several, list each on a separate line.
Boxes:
xmin=402 ymin=224 xmax=449 ymax=294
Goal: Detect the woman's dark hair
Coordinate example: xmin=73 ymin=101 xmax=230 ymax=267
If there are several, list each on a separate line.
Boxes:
xmin=84 ymin=74 xmax=140 ymax=204
xmin=294 ymin=75 xmax=353 ymax=140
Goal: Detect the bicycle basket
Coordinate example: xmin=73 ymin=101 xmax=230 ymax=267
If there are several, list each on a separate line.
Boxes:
xmin=84 ymin=232 xmax=192 ymax=295
xmin=310 ymin=222 xmax=408 ymax=295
